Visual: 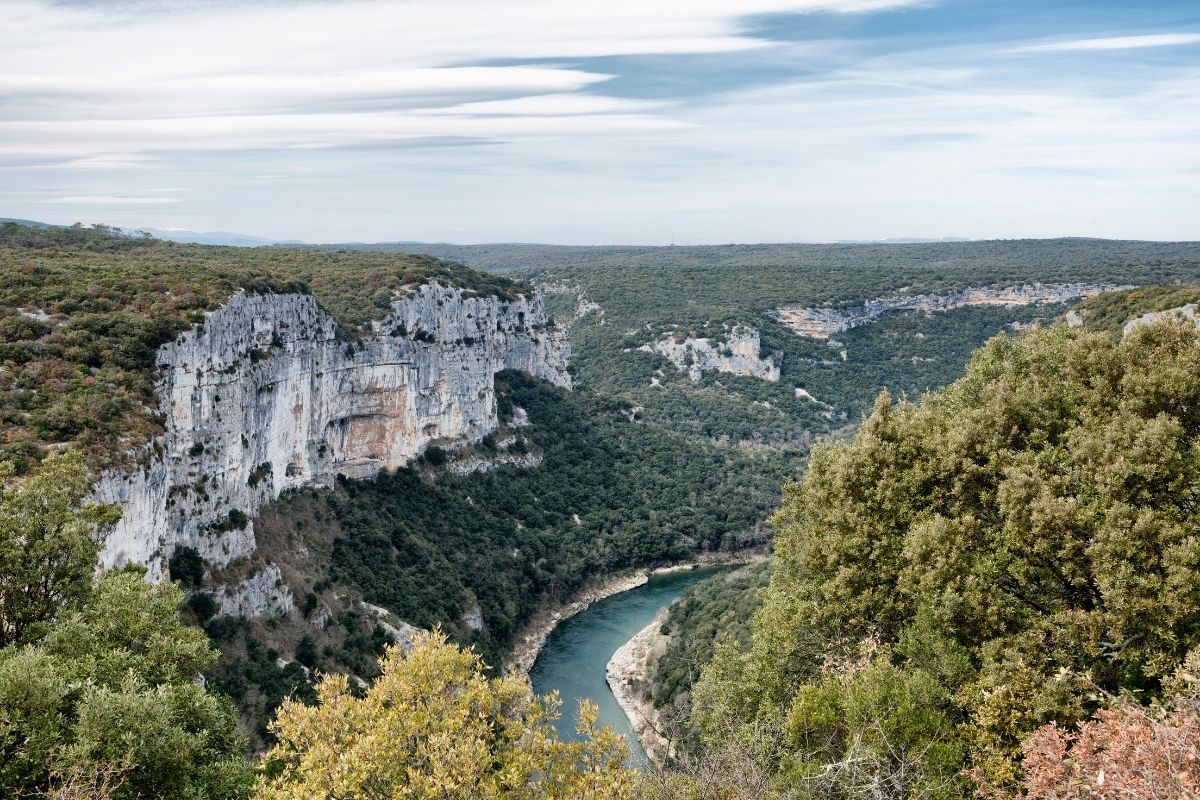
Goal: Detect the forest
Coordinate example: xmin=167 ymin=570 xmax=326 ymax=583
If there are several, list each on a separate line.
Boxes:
xmin=649 ymin=320 xmax=1200 ymax=799
xmin=334 ymin=239 xmax=1200 ymax=446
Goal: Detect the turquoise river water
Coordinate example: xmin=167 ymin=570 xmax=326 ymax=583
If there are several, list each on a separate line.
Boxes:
xmin=528 ymin=566 xmax=727 ymax=766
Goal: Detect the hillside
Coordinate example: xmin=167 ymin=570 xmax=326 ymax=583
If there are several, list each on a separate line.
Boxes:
xmin=664 ymin=319 xmax=1200 ymax=798
xmin=1074 ymin=283 xmax=1200 ymax=334
xmin=323 ymin=240 xmax=1200 ymax=447
xmin=211 ymin=372 xmax=796 ymax=745
xmin=6 ymin=229 xmax=1200 ymax=797
xmin=0 ymin=226 xmax=801 ymax=745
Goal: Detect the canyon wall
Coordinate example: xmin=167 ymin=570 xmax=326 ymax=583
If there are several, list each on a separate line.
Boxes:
xmin=773 ymin=283 xmax=1131 ymax=338
xmin=94 ymin=282 xmax=570 ymax=579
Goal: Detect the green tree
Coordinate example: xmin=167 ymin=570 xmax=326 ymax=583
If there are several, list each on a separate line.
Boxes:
xmin=687 ymin=321 xmax=1200 ymax=796
xmin=0 ymin=568 xmax=254 ymax=799
xmin=0 ymin=454 xmax=253 ymax=799
xmin=0 ymin=450 xmax=120 ymax=647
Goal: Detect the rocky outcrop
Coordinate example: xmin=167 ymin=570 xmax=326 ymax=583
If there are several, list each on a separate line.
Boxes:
xmin=94 ymin=282 xmax=570 ymax=580
xmin=447 ymin=451 xmax=542 ymax=476
xmin=639 ymin=326 xmax=779 ymax=382
xmin=360 ymin=601 xmax=422 ymax=648
xmin=773 ymin=283 xmax=1130 ymax=338
xmin=212 ymin=565 xmax=295 ymax=618
xmin=1124 ymin=304 xmax=1200 ymax=335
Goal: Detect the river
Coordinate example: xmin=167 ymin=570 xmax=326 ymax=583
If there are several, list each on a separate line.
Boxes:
xmin=528 ymin=566 xmax=727 ymax=766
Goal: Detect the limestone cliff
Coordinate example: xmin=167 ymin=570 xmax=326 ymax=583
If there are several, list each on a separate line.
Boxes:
xmin=94 ymin=282 xmax=570 ymax=580
xmin=640 ymin=326 xmax=780 ymax=382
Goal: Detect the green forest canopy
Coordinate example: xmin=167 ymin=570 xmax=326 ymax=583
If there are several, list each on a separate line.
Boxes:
xmin=686 ymin=319 xmax=1200 ymax=797
xmin=347 ymin=239 xmax=1200 ymax=446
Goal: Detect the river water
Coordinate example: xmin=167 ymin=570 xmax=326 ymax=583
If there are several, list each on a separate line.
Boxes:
xmin=528 ymin=566 xmax=726 ymax=766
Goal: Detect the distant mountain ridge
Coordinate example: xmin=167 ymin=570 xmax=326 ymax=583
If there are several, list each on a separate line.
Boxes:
xmin=0 ymin=218 xmax=298 ymax=247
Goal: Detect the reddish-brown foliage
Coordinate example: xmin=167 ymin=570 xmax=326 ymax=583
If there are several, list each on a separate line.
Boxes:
xmin=1018 ymin=699 xmax=1199 ymax=799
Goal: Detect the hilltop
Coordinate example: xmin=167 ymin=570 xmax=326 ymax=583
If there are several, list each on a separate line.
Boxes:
xmin=0 ymin=222 xmax=526 ymax=470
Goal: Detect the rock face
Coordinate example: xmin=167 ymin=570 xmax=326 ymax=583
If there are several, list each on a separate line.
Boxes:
xmin=94 ymin=282 xmax=570 ymax=579
xmin=1124 ymin=304 xmax=1200 ymax=336
xmin=640 ymin=326 xmax=780 ymax=382
xmin=773 ymin=283 xmax=1131 ymax=338
xmin=212 ymin=565 xmax=295 ymax=618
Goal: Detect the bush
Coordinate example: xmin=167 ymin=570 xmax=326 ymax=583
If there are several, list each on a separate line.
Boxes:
xmin=188 ymin=592 xmax=218 ymax=622
xmin=168 ymin=546 xmax=205 ymax=588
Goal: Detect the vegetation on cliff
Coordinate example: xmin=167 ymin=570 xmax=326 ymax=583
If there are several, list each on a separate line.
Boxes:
xmin=661 ymin=320 xmax=1200 ymax=798
xmin=1 ymin=450 xmax=638 ymax=800
xmin=1073 ymin=283 xmax=1200 ymax=334
xmin=645 ymin=562 xmax=770 ymax=752
xmin=0 ymin=222 xmax=527 ymax=471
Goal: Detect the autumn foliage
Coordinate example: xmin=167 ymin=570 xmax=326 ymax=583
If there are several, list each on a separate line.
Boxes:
xmin=1017 ymin=699 xmax=1198 ymax=799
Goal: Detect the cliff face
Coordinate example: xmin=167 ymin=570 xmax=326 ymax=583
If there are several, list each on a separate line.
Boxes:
xmin=773 ymin=283 xmax=1132 ymax=338
xmin=640 ymin=326 xmax=779 ymax=382
xmin=94 ymin=283 xmax=570 ymax=579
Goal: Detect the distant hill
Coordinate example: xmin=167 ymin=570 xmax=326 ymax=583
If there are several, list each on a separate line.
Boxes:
xmin=0 ymin=218 xmax=298 ymax=247
xmin=833 ymin=236 xmax=973 ymax=244
xmin=0 ymin=217 xmax=52 ymax=229
xmin=140 ymin=227 xmax=304 ymax=247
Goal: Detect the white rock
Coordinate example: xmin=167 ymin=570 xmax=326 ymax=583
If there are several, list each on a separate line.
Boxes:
xmin=1123 ymin=304 xmax=1200 ymax=336
xmin=460 ymin=607 xmax=484 ymax=631
xmin=360 ymin=601 xmax=422 ymax=648
xmin=212 ymin=564 xmax=294 ymax=618
xmin=639 ymin=326 xmax=779 ymax=382
xmin=94 ymin=282 xmax=570 ymax=578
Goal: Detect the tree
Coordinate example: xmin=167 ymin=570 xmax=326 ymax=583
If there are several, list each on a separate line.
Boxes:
xmin=0 ymin=568 xmax=255 ymax=800
xmin=0 ymin=453 xmax=252 ymax=799
xmin=685 ymin=321 xmax=1200 ymax=796
xmin=994 ymin=650 xmax=1200 ymax=800
xmin=0 ymin=450 xmax=121 ymax=646
xmin=257 ymin=630 xmax=636 ymax=800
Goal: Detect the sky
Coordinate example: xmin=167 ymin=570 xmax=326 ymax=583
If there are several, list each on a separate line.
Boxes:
xmin=1 ymin=0 xmax=1198 ymax=244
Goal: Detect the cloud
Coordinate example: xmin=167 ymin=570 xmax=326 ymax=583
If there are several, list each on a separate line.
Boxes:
xmin=1018 ymin=33 xmax=1200 ymax=53
xmin=3 ymin=0 xmax=1198 ymax=242
xmin=3 ymin=0 xmax=917 ymax=168
xmin=40 ymin=195 xmax=182 ymax=204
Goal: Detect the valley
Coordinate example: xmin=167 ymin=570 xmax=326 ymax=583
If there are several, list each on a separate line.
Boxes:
xmin=7 ymin=3 xmax=1199 ymax=796
xmin=6 ymin=223 xmax=1200 ymax=798
xmin=529 ymin=567 xmax=730 ymax=766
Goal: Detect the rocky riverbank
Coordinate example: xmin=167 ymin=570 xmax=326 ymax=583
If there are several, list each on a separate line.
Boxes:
xmin=606 ymin=608 xmax=672 ymax=767
xmin=608 ymin=550 xmax=770 ymax=766
xmin=507 ymin=570 xmax=651 ymax=678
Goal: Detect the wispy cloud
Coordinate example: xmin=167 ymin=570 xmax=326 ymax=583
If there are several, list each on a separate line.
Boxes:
xmin=1018 ymin=33 xmax=1200 ymax=53
xmin=2 ymin=0 xmax=1198 ymax=242
xmin=0 ymin=0 xmax=926 ymax=182
xmin=40 ymin=195 xmax=182 ymax=205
